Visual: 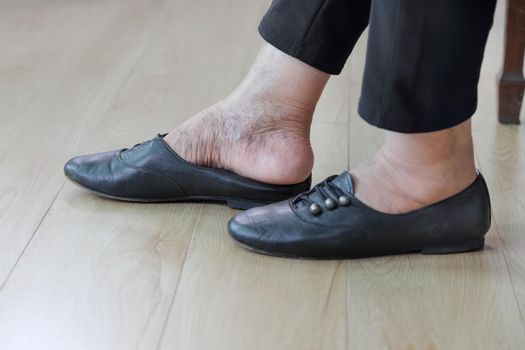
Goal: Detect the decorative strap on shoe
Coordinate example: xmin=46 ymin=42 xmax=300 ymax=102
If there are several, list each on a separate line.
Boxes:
xmin=292 ymin=174 xmax=352 ymax=216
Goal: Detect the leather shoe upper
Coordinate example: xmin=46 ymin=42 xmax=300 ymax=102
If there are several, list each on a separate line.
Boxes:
xmin=228 ymin=171 xmax=492 ymax=259
xmin=64 ymin=135 xmax=311 ymax=203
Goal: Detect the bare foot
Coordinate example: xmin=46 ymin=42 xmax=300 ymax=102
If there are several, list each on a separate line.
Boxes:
xmin=164 ymin=95 xmax=314 ymax=184
xmin=164 ymin=43 xmax=329 ymax=184
xmin=351 ymin=120 xmax=477 ymax=214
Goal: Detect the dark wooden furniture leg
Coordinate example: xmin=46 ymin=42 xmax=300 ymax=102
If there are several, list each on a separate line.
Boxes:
xmin=499 ymin=0 xmax=525 ymax=124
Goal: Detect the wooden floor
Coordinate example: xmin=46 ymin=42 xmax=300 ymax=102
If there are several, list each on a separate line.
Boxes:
xmin=0 ymin=0 xmax=524 ymax=349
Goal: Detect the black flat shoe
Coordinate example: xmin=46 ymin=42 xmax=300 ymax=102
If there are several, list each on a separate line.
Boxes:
xmin=228 ymin=171 xmax=491 ymax=259
xmin=64 ymin=134 xmax=311 ymax=209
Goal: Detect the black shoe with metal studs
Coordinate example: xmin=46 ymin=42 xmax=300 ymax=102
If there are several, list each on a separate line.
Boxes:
xmin=228 ymin=171 xmax=492 ymax=259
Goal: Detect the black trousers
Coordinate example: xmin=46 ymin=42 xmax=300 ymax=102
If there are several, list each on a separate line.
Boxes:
xmin=258 ymin=0 xmax=497 ymax=133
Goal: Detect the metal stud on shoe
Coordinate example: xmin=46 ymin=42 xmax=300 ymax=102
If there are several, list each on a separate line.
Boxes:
xmin=339 ymin=196 xmax=350 ymax=206
xmin=324 ymin=198 xmax=336 ymax=210
xmin=309 ymin=203 xmax=322 ymax=215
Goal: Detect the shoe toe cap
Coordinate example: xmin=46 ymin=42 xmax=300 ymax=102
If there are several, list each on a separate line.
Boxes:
xmin=228 ymin=201 xmax=301 ymax=253
xmin=64 ymin=156 xmax=82 ymax=182
xmin=64 ymin=151 xmax=118 ymax=190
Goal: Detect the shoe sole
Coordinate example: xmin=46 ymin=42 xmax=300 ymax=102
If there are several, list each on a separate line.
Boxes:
xmin=231 ymin=236 xmax=485 ymax=260
xmin=65 ymin=177 xmax=274 ymax=210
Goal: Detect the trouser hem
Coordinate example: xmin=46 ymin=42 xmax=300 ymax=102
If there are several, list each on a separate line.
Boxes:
xmin=258 ymin=19 xmax=344 ymax=75
xmin=358 ymin=99 xmax=477 ymax=133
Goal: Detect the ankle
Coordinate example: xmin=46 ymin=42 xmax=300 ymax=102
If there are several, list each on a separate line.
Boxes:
xmin=229 ymin=43 xmax=329 ymax=118
xmin=352 ymin=150 xmax=476 ymax=214
xmin=378 ymin=119 xmax=477 ymax=194
xmin=218 ymin=84 xmax=315 ymax=142
xmin=352 ymin=120 xmax=477 ymax=213
xmin=375 ymin=146 xmax=476 ymax=200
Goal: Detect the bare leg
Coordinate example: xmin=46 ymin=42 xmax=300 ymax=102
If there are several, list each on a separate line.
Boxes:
xmin=164 ymin=43 xmax=329 ymax=185
xmin=352 ymin=119 xmax=477 ymax=214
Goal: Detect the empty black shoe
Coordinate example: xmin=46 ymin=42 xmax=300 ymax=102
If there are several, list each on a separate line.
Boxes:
xmin=228 ymin=171 xmax=491 ymax=259
xmin=64 ymin=134 xmax=311 ymax=209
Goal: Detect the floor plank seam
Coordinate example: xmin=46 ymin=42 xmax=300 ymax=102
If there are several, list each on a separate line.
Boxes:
xmin=155 ymin=203 xmax=204 ymax=350
xmin=491 ymin=213 xmax=525 ymax=328
xmin=0 ymin=181 xmax=65 ymax=294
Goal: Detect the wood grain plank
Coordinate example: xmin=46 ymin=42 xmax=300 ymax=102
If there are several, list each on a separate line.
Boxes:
xmin=473 ymin=59 xmax=525 ymax=342
xmin=0 ymin=187 xmax=201 ymax=350
xmin=0 ymin=0 xmax=270 ymax=349
xmin=0 ymin=0 xmax=166 ymax=284
xmin=474 ymin=120 xmax=525 ymax=330
xmin=345 ymin=234 xmax=524 ymax=349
